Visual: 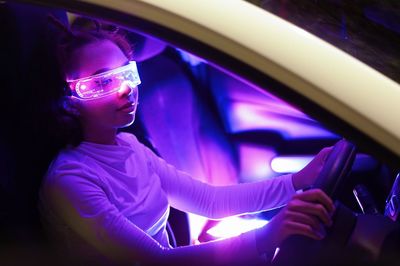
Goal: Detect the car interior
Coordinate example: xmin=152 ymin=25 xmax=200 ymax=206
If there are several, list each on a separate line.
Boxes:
xmin=1 ymin=1 xmax=400 ymax=265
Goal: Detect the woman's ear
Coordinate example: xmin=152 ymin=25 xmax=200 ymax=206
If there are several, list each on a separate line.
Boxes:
xmin=62 ymin=96 xmax=80 ymax=116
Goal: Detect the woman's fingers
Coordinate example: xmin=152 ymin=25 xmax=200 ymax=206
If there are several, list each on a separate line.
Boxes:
xmin=284 ymin=210 xmax=323 ymax=233
xmin=257 ymin=188 xmax=334 ymax=250
xmin=292 ymin=146 xmax=333 ymax=190
xmin=317 ymin=146 xmax=333 ymax=163
xmin=287 ymin=200 xmax=332 ymax=226
xmin=288 ymin=189 xmax=335 ymax=226
xmin=285 ymin=220 xmax=325 ymax=240
xmin=293 ymin=188 xmax=335 ymax=213
xmin=256 ymin=190 xmax=333 ymax=252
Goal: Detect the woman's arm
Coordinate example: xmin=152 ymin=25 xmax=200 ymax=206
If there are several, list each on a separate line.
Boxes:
xmin=144 ymin=145 xmax=293 ymax=218
xmin=42 ymin=166 xmax=267 ymax=265
xmin=160 ymin=163 xmax=295 ymax=218
xmin=149 ymin=144 xmax=332 ymax=219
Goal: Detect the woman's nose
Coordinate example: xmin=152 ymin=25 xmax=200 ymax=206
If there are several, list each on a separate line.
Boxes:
xmin=117 ymin=81 xmax=135 ymax=98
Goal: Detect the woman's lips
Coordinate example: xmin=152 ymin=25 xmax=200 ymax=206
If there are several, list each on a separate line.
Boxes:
xmin=118 ymin=102 xmax=136 ymax=113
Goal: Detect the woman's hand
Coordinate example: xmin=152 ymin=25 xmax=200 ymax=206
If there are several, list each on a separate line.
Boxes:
xmin=255 ymin=189 xmax=335 ymax=254
xmin=292 ymin=147 xmax=333 ymax=190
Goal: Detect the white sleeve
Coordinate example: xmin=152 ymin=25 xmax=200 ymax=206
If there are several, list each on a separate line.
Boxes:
xmin=143 ymin=145 xmax=296 ymax=219
xmin=42 ymin=160 xmax=268 ymax=265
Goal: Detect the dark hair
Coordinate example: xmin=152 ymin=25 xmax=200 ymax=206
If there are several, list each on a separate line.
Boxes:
xmin=48 ymin=15 xmax=134 ymax=147
xmin=50 ymin=16 xmax=134 ymax=78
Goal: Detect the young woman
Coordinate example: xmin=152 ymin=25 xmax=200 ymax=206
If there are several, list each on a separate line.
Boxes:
xmin=40 ymin=17 xmax=335 ymax=265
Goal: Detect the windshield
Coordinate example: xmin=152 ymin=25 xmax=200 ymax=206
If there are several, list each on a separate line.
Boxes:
xmin=247 ymin=0 xmax=400 ymax=84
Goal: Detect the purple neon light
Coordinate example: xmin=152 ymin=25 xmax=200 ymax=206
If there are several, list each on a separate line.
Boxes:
xmin=208 ymin=67 xmax=336 ymax=139
xmin=228 ymin=102 xmax=336 ymax=138
xmin=238 ymin=144 xmax=277 ymax=182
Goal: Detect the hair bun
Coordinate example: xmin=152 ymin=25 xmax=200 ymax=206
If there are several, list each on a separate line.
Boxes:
xmin=71 ymin=16 xmax=120 ymax=35
xmin=47 ymin=14 xmax=75 ymax=40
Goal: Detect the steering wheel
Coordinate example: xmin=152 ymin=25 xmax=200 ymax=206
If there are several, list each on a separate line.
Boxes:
xmin=313 ymin=138 xmax=357 ymax=198
xmin=272 ymin=139 xmax=357 ymax=266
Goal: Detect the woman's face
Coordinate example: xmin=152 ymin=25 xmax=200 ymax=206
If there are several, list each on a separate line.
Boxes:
xmin=67 ymin=40 xmax=138 ymax=134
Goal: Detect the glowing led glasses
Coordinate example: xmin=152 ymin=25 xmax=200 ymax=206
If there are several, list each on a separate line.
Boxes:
xmin=67 ymin=61 xmax=141 ymax=100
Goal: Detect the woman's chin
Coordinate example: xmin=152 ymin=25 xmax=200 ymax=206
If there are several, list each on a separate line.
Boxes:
xmin=118 ymin=115 xmax=136 ymax=128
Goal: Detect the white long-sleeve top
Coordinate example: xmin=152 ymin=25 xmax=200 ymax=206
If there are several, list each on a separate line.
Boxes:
xmin=40 ymin=132 xmax=296 ymax=265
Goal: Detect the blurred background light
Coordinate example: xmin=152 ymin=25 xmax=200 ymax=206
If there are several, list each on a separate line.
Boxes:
xmin=188 ymin=213 xmax=208 ymax=244
xmin=271 ymin=156 xmax=313 ymax=173
xmin=238 ymin=145 xmax=276 ymax=182
xmin=206 ymin=216 xmax=269 ymax=239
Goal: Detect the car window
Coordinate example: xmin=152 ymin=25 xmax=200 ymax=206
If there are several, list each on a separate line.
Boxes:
xmin=247 ymin=0 xmax=400 ymax=84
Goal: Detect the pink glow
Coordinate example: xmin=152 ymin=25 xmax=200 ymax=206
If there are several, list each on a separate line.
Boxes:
xmin=238 ymin=144 xmax=277 ymax=182
xmin=229 ymin=102 xmax=336 ymax=138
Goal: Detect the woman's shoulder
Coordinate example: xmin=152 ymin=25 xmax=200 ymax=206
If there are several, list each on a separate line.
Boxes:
xmin=43 ymin=147 xmax=100 ymax=191
xmin=46 ymin=147 xmax=91 ymax=178
xmin=53 ymin=146 xmax=87 ymax=164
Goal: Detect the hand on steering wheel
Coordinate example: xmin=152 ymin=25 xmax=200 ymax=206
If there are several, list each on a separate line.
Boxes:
xmin=255 ymin=189 xmax=335 ymax=255
xmin=292 ymin=147 xmax=333 ymax=190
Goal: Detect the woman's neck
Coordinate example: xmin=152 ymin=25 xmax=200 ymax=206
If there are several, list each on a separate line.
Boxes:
xmin=83 ymin=126 xmax=118 ymax=145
